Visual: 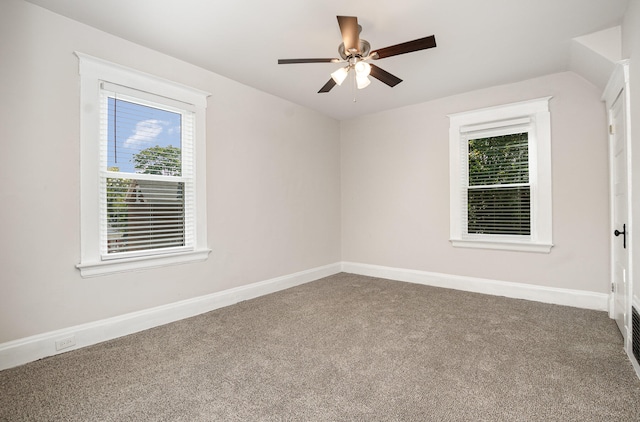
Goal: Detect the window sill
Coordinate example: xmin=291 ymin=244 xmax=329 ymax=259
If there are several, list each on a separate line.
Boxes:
xmin=450 ymin=239 xmax=553 ymax=253
xmin=77 ymin=248 xmax=211 ymax=277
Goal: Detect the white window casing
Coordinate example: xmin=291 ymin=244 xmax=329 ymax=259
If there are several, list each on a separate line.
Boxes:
xmin=75 ymin=52 xmax=211 ymax=276
xmin=448 ymin=97 xmax=553 ymax=253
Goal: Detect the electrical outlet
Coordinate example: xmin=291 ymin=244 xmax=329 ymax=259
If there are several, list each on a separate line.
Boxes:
xmin=55 ymin=336 xmax=76 ymax=351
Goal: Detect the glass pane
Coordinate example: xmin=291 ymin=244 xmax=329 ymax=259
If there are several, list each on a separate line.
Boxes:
xmin=468 ymin=132 xmax=528 ymax=186
xmin=107 ymin=98 xmax=182 ymax=176
xmin=468 ymin=186 xmax=531 ymax=235
xmin=106 ymin=178 xmax=185 ymax=254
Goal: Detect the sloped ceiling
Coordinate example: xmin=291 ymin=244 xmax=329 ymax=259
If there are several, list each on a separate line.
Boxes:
xmin=25 ymin=0 xmax=629 ymax=120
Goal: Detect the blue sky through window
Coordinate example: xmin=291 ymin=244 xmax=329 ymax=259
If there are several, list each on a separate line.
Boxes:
xmin=107 ymin=97 xmax=182 ymax=174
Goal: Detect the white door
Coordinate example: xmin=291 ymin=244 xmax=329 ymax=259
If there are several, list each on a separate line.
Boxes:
xmin=611 ymin=89 xmax=629 ymax=339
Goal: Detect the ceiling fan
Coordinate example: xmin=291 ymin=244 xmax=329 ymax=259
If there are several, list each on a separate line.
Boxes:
xmin=278 ymin=15 xmax=436 ymax=93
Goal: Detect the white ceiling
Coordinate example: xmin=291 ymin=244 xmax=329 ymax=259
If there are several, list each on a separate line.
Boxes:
xmin=25 ymin=0 xmax=629 ymax=120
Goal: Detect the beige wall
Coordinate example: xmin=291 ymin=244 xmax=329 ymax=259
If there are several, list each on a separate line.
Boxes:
xmin=623 ymin=0 xmax=640 ymax=306
xmin=341 ymin=72 xmax=610 ymax=293
xmin=0 ymin=0 xmax=341 ymax=343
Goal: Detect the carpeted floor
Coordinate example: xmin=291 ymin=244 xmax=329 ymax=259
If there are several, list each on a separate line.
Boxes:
xmin=1 ymin=273 xmax=639 ymax=421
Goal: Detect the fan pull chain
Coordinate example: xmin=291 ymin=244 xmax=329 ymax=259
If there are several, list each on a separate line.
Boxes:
xmin=351 ymin=71 xmax=357 ymax=102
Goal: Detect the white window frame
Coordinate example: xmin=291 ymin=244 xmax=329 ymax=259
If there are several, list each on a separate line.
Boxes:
xmin=448 ymin=97 xmax=553 ymax=253
xmin=75 ymin=52 xmax=211 ymax=276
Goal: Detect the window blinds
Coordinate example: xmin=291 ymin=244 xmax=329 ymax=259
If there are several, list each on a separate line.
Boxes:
xmin=99 ymin=84 xmax=195 ymax=257
xmin=463 ymin=126 xmax=531 ymax=236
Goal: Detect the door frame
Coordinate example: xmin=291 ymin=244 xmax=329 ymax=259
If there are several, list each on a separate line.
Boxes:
xmin=604 ymin=60 xmax=632 ymax=347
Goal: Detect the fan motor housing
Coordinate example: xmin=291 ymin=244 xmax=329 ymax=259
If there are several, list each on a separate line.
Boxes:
xmin=338 ymin=40 xmax=371 ymax=60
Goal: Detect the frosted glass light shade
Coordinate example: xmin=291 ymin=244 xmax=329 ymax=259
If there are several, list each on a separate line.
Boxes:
xmin=354 ymin=61 xmax=371 ymax=76
xmin=331 ymin=67 xmax=349 ymax=85
xmin=356 ymin=75 xmax=371 ymax=89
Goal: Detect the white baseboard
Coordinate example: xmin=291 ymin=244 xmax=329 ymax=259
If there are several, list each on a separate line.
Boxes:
xmin=0 ymin=261 xmax=611 ymax=372
xmin=0 ymin=262 xmax=341 ymax=371
xmin=341 ymin=262 xmax=609 ymax=311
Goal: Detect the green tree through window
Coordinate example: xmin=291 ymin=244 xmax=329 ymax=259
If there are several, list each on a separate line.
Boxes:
xmin=467 ymin=133 xmax=530 ymax=235
xmin=132 ymin=145 xmax=182 ymax=176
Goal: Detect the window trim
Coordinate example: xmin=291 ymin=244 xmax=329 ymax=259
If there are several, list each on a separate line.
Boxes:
xmin=75 ymin=52 xmax=211 ymax=277
xmin=448 ymin=97 xmax=553 ymax=253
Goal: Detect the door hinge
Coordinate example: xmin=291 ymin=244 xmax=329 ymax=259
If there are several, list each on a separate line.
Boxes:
xmin=612 ymin=282 xmax=615 ymax=293
xmin=610 ymin=124 xmax=616 ymax=135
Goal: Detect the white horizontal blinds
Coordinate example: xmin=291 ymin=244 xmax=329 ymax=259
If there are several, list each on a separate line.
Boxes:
xmin=105 ymin=179 xmax=185 ymax=253
xmin=463 ymin=121 xmax=531 ymax=236
xmin=99 ymin=83 xmax=195 ymax=257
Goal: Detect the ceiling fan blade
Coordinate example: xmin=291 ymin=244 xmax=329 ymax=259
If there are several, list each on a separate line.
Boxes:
xmin=372 ymin=35 xmax=436 ymax=60
xmin=278 ymin=58 xmax=341 ymax=64
xmin=369 ymin=64 xmax=403 ymax=87
xmin=337 ymin=16 xmax=360 ymax=54
xmin=318 ymin=78 xmax=337 ymax=93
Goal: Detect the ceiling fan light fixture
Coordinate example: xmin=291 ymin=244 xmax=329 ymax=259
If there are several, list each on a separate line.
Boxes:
xmin=277 ymin=15 xmax=436 ymax=94
xmin=331 ymin=66 xmax=349 ymax=86
xmin=356 ymin=74 xmax=371 ymax=90
xmin=354 ymin=61 xmax=371 ymax=77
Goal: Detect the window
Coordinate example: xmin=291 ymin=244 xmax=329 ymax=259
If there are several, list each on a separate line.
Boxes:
xmin=76 ymin=53 xmax=210 ymax=276
xmin=448 ymin=97 xmax=553 ymax=253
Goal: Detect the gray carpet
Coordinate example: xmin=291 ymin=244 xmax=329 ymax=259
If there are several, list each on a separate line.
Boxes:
xmin=1 ymin=273 xmax=639 ymax=421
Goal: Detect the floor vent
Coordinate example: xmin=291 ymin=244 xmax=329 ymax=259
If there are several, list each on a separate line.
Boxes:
xmin=633 ymin=306 xmax=640 ymax=365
